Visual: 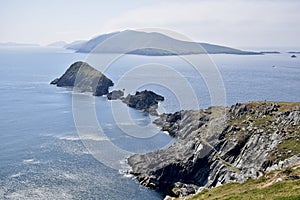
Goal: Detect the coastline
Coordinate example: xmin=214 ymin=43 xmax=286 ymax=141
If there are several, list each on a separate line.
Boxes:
xmin=127 ymin=101 xmax=300 ymax=198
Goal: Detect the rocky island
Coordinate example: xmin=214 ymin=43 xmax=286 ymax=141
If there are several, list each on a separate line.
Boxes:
xmin=51 ymin=62 xmax=164 ymax=115
xmin=128 ymin=101 xmax=300 ymax=198
xmin=122 ymin=90 xmax=164 ymax=116
xmin=50 ymin=61 xmax=114 ymax=96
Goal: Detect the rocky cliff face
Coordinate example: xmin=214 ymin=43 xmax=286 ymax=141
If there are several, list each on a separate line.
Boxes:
xmin=50 ymin=61 xmax=114 ymax=96
xmin=128 ymin=102 xmax=300 ymax=197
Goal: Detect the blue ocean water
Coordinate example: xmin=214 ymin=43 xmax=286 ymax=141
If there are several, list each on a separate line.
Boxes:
xmin=0 ymin=46 xmax=299 ymax=199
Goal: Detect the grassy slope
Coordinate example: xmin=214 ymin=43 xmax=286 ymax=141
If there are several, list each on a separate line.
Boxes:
xmin=188 ymin=166 xmax=300 ymax=200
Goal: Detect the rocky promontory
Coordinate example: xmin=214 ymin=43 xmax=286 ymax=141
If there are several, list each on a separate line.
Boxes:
xmin=122 ymin=90 xmax=164 ymax=115
xmin=50 ymin=61 xmax=114 ymax=96
xmin=128 ymin=101 xmax=300 ymax=198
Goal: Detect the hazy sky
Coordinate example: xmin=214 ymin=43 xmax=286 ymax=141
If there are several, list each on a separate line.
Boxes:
xmin=1 ymin=0 xmax=300 ymax=48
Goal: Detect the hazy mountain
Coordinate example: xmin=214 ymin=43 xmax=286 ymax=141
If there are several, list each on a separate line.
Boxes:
xmin=47 ymin=41 xmax=68 ymax=47
xmin=0 ymin=42 xmax=39 ymax=47
xmin=74 ymin=32 xmax=120 ymax=52
xmin=70 ymin=30 xmax=260 ymax=55
xmin=64 ymin=40 xmax=87 ymax=50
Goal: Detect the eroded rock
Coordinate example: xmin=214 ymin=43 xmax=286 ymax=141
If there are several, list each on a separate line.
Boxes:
xmin=128 ymin=102 xmax=300 ymax=197
xmin=122 ymin=90 xmax=164 ymax=115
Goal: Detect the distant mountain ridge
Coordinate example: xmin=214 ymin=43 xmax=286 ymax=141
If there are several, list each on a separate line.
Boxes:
xmin=66 ymin=30 xmax=260 ymax=55
xmin=0 ymin=42 xmax=39 ymax=47
xmin=47 ymin=41 xmax=68 ymax=47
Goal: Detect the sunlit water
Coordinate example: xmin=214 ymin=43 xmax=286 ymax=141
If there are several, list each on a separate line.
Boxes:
xmin=0 ymin=46 xmax=299 ymax=199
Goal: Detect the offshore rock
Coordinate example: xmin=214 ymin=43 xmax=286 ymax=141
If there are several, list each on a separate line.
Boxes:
xmin=50 ymin=61 xmax=114 ymax=96
xmin=107 ymin=90 xmax=124 ymax=100
xmin=122 ymin=90 xmax=164 ymax=115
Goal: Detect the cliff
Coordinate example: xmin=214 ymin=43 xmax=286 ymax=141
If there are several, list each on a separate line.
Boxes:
xmin=50 ymin=61 xmax=114 ymax=96
xmin=128 ymin=101 xmax=300 ymax=198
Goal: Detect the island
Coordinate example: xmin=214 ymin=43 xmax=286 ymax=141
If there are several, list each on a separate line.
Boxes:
xmin=50 ymin=61 xmax=114 ymax=96
xmin=260 ymin=51 xmax=281 ymax=54
xmin=122 ymin=90 xmax=164 ymax=116
xmin=66 ymin=30 xmax=261 ymax=56
xmin=51 ymin=62 xmax=164 ymax=115
xmin=288 ymin=51 xmax=300 ymax=54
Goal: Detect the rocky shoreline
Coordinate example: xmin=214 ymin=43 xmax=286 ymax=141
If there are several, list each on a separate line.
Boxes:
xmin=51 ymin=62 xmax=300 ymax=199
xmin=128 ymin=102 xmax=300 ymax=198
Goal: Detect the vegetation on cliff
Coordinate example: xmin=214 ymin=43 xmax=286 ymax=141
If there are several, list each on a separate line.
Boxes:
xmin=187 ymin=165 xmax=300 ymax=200
xmin=128 ymin=102 xmax=300 ymax=198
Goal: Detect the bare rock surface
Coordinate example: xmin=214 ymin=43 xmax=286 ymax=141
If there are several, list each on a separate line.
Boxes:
xmin=128 ymin=102 xmax=300 ymax=197
xmin=50 ymin=61 xmax=114 ymax=96
xmin=122 ymin=90 xmax=164 ymax=115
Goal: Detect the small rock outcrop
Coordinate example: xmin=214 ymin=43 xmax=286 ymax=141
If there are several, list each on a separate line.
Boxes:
xmin=291 ymin=55 xmax=297 ymax=58
xmin=122 ymin=90 xmax=164 ymax=115
xmin=128 ymin=102 xmax=300 ymax=198
xmin=50 ymin=61 xmax=114 ymax=96
xmin=107 ymin=90 xmax=125 ymax=100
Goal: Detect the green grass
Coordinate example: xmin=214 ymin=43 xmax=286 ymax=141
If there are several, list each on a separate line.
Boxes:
xmin=278 ymin=138 xmax=300 ymax=155
xmin=188 ymin=180 xmax=300 ymax=200
xmin=187 ymin=166 xmax=300 ymax=200
xmin=183 ymin=102 xmax=300 ymax=200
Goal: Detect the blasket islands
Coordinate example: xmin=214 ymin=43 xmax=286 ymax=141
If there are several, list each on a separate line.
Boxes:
xmin=51 ymin=61 xmax=300 ymax=199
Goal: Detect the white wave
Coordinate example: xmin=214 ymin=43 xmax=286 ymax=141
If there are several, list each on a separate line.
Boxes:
xmin=56 ymin=135 xmax=80 ymax=141
xmin=163 ymin=131 xmax=170 ymax=135
xmin=10 ymin=172 xmax=23 ymax=178
xmin=56 ymin=90 xmax=72 ymax=94
xmin=57 ymin=134 xmax=109 ymax=142
xmin=61 ymin=172 xmax=78 ymax=180
xmin=5 ymin=187 xmax=73 ymax=200
xmin=116 ymin=122 xmax=135 ymax=126
xmin=61 ymin=110 xmax=70 ymax=114
xmin=22 ymin=159 xmax=40 ymax=165
xmin=41 ymin=132 xmax=108 ymax=142
xmin=121 ymin=172 xmax=134 ymax=178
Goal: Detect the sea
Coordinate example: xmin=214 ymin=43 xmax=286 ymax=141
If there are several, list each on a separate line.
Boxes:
xmin=0 ymin=46 xmax=299 ymax=199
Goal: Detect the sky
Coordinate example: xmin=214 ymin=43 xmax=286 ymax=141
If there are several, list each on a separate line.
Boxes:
xmin=0 ymin=0 xmax=300 ymax=49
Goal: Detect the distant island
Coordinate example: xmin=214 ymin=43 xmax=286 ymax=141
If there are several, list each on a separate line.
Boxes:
xmin=259 ymin=51 xmax=281 ymax=54
xmin=64 ymin=30 xmax=261 ymax=56
xmin=0 ymin=42 xmax=39 ymax=47
xmin=288 ymin=51 xmax=300 ymax=54
xmin=47 ymin=41 xmax=68 ymax=47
